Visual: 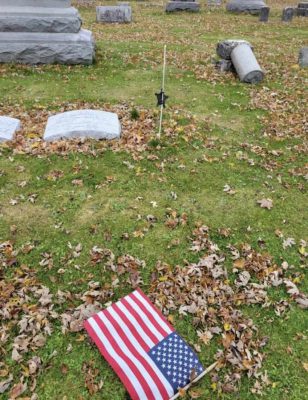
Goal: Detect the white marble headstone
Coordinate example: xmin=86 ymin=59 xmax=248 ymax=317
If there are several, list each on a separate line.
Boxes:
xmin=0 ymin=116 xmax=21 ymax=142
xmin=44 ymin=110 xmax=121 ymax=141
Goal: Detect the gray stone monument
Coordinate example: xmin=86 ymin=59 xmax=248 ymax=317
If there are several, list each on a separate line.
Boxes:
xmin=297 ymin=1 xmax=308 ymax=16
xmin=259 ymin=6 xmax=270 ymax=21
xmin=96 ymin=5 xmax=132 ymax=23
xmin=298 ymin=47 xmax=308 ymax=67
xmin=216 ymin=40 xmax=264 ymax=84
xmin=44 ymin=110 xmax=121 ymax=141
xmin=207 ymin=0 xmax=222 ymax=6
xmin=166 ymin=0 xmax=200 ymax=13
xmin=282 ymin=7 xmax=294 ymax=21
xmin=0 ymin=116 xmax=21 ymax=142
xmin=226 ymin=0 xmax=267 ymax=14
xmin=0 ymin=0 xmax=95 ymax=64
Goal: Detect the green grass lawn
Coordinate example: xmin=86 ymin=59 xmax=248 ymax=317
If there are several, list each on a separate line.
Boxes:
xmin=0 ymin=1 xmax=307 ymax=399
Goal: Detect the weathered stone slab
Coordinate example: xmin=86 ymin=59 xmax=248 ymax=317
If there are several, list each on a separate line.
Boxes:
xmin=0 ymin=0 xmax=71 ymax=7
xmin=298 ymin=1 xmax=308 ymax=7
xmin=298 ymin=47 xmax=308 ymax=67
xmin=217 ymin=39 xmax=252 ymax=59
xmin=226 ymin=0 xmax=267 ymax=14
xmin=297 ymin=6 xmax=308 ymax=16
xmin=207 ymin=0 xmax=222 ymax=5
xmin=282 ymin=7 xmax=294 ymax=21
xmin=0 ymin=116 xmax=21 ymax=142
xmin=259 ymin=6 xmax=269 ymax=21
xmin=0 ymin=29 xmax=95 ymax=64
xmin=231 ymin=43 xmax=264 ymax=83
xmin=44 ymin=110 xmax=121 ymax=141
xmin=215 ymin=59 xmax=234 ymax=72
xmin=96 ymin=6 xmax=132 ymax=23
xmin=0 ymin=7 xmax=81 ymax=33
xmin=166 ymin=1 xmax=200 ymax=12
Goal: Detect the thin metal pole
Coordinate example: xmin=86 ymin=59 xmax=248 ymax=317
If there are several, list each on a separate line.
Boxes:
xmin=158 ymin=45 xmax=167 ymax=138
xmin=169 ymin=361 xmax=217 ymax=400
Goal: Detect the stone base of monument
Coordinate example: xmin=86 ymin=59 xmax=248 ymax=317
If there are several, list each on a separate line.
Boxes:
xmin=216 ymin=40 xmax=264 ymax=84
xmin=0 ymin=0 xmax=71 ymax=6
xmin=0 ymin=6 xmax=81 ymax=33
xmin=0 ymin=116 xmax=21 ymax=142
xmin=166 ymin=1 xmax=200 ymax=12
xmin=0 ymin=29 xmax=95 ymax=65
xmin=226 ymin=0 xmax=267 ymax=14
xmin=44 ymin=110 xmax=121 ymax=141
xmin=96 ymin=6 xmax=132 ymax=23
xmin=298 ymin=47 xmax=308 ymax=67
xmin=217 ymin=39 xmax=252 ymax=59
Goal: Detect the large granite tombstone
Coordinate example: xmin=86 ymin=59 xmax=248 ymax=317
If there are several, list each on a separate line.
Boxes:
xmin=96 ymin=5 xmax=132 ymax=23
xmin=0 ymin=30 xmax=94 ymax=64
xmin=166 ymin=0 xmax=200 ymax=12
xmin=0 ymin=0 xmax=95 ymax=64
xmin=226 ymin=0 xmax=267 ymax=14
xmin=44 ymin=110 xmax=121 ymax=141
xmin=0 ymin=116 xmax=21 ymax=142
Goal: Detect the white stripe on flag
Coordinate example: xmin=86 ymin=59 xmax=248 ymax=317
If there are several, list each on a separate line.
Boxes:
xmin=88 ymin=317 xmax=147 ymax=400
xmin=108 ymin=307 xmax=174 ymax=398
xmin=116 ymin=302 xmax=156 ymax=348
xmin=125 ymin=296 xmax=165 ymax=341
xmin=133 ymin=291 xmax=173 ymax=335
xmin=98 ymin=312 xmax=166 ymax=400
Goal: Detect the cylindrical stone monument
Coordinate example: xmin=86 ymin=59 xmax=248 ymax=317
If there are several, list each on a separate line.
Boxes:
xmin=231 ymin=43 xmax=264 ymax=83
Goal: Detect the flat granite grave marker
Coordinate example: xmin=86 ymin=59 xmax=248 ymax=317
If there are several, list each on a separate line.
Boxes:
xmin=0 ymin=116 xmax=21 ymax=142
xmin=166 ymin=0 xmax=200 ymax=12
xmin=259 ymin=6 xmax=270 ymax=21
xmin=96 ymin=5 xmax=132 ymax=23
xmin=282 ymin=7 xmax=294 ymax=21
xmin=207 ymin=0 xmax=222 ymax=6
xmin=226 ymin=0 xmax=267 ymax=14
xmin=44 ymin=110 xmax=121 ymax=141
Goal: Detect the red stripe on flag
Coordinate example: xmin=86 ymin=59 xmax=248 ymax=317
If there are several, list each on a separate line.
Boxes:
xmin=121 ymin=297 xmax=160 ymax=344
xmin=105 ymin=308 xmax=171 ymax=400
xmin=131 ymin=291 xmax=172 ymax=337
xmin=136 ymin=288 xmax=175 ymax=333
xmin=93 ymin=314 xmax=156 ymax=400
xmin=112 ymin=303 xmax=151 ymax=352
xmin=84 ymin=319 xmax=140 ymax=400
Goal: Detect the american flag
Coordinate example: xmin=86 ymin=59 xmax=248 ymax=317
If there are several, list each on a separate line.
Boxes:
xmin=84 ymin=288 xmax=204 ymax=400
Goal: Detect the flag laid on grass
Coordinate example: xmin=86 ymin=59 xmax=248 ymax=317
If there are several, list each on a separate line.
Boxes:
xmin=84 ymin=288 xmax=204 ymax=400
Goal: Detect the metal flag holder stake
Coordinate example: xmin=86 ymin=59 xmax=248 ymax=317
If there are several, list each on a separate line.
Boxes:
xmin=156 ymin=45 xmax=169 ymax=138
xmin=170 ymin=361 xmax=218 ymax=400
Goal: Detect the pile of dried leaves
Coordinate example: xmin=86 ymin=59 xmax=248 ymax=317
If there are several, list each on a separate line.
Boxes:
xmin=0 ymin=220 xmax=307 ymax=397
xmin=148 ymin=224 xmax=307 ymax=395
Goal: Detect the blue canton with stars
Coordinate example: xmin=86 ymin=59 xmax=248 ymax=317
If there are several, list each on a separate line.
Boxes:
xmin=148 ymin=332 xmax=204 ymax=391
